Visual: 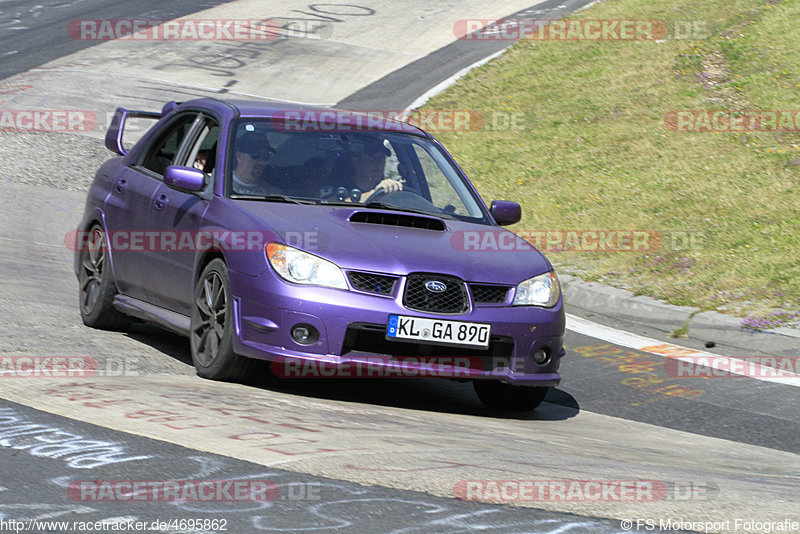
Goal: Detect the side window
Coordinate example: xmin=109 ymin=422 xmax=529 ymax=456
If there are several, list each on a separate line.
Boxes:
xmin=187 ymin=118 xmax=220 ymax=176
xmin=140 ymin=114 xmax=197 ymax=176
xmin=412 ymin=144 xmax=470 ymax=215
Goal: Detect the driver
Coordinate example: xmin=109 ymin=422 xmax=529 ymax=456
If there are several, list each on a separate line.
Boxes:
xmin=350 ymin=138 xmax=402 ymax=202
xmin=324 ymin=138 xmax=402 ymax=202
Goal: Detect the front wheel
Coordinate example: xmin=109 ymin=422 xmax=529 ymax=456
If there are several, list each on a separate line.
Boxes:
xmin=77 ymin=224 xmax=130 ymax=331
xmin=473 ymin=381 xmax=548 ymax=411
xmin=190 ymin=258 xmax=255 ymax=381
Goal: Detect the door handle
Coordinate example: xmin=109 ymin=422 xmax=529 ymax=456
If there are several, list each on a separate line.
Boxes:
xmin=153 ymin=194 xmax=169 ymax=211
xmin=113 ymin=179 xmax=127 ymax=194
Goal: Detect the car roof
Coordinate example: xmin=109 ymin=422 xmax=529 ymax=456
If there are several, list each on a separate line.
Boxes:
xmin=180 ymin=98 xmax=429 ymax=137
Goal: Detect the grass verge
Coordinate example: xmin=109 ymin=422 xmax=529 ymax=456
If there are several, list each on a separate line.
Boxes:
xmin=425 ymin=0 xmax=800 ymax=327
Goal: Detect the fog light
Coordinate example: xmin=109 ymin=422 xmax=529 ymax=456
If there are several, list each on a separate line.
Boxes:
xmin=532 ymin=348 xmax=550 ymax=365
xmin=291 ymin=324 xmax=319 ymax=345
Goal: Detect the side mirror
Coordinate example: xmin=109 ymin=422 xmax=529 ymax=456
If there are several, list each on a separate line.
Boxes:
xmin=490 ymin=200 xmax=521 ymax=226
xmin=164 ymin=165 xmax=205 ymax=192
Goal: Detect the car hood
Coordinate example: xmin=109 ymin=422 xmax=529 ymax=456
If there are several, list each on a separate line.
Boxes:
xmin=234 ymin=202 xmax=552 ymax=285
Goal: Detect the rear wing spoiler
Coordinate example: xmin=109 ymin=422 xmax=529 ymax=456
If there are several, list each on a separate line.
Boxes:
xmin=105 ymin=101 xmax=180 ymax=155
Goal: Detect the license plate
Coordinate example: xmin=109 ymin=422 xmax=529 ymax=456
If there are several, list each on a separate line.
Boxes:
xmin=386 ymin=315 xmax=491 ymax=348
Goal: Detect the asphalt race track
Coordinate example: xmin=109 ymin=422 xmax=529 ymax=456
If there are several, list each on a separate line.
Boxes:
xmin=0 ymin=1 xmax=798 ymax=533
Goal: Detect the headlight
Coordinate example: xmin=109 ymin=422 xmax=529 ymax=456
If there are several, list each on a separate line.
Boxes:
xmin=512 ymin=271 xmax=560 ymax=307
xmin=266 ymin=243 xmax=348 ymax=290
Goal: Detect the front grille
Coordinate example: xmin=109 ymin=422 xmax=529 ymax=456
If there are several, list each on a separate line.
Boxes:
xmin=403 ymin=273 xmax=468 ymax=314
xmin=470 ymin=284 xmax=510 ymax=304
xmin=349 ymin=271 xmax=397 ymax=295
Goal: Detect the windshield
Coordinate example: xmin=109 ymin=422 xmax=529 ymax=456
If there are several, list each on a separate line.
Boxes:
xmin=227 ymin=118 xmax=490 ymax=223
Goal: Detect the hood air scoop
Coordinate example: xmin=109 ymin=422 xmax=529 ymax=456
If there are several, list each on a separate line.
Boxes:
xmin=348 ymin=211 xmax=446 ymax=231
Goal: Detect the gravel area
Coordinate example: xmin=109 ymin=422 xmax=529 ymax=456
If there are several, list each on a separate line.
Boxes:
xmin=0 ymin=131 xmax=111 ymax=192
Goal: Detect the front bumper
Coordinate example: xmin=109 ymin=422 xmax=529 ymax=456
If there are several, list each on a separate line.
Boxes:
xmin=228 ymin=269 xmax=565 ymax=387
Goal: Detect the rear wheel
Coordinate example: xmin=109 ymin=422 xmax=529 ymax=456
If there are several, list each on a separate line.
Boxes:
xmin=473 ymin=381 xmax=548 ymax=411
xmin=190 ymin=258 xmax=255 ymax=381
xmin=77 ymin=224 xmax=130 ymax=330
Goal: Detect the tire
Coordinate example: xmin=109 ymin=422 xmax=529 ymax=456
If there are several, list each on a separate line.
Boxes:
xmin=190 ymin=258 xmax=256 ymax=381
xmin=77 ymin=224 xmax=131 ymax=331
xmin=473 ymin=381 xmax=548 ymax=411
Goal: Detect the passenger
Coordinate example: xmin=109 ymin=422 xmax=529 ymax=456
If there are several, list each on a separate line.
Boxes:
xmin=193 ymin=150 xmax=209 ymax=171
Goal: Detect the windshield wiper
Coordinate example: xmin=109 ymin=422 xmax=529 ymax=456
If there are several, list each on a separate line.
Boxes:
xmin=364 ymin=201 xmax=454 ymax=219
xmin=259 ymin=195 xmax=316 ymax=204
xmin=318 ymin=199 xmax=353 ymax=206
xmin=231 ymin=194 xmax=318 ymax=204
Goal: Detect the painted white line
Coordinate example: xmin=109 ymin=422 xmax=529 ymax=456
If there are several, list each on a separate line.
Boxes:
xmin=576 ymin=0 xmax=605 ymax=13
xmin=566 ymin=313 xmax=662 ymax=351
xmin=402 ymin=49 xmax=508 ymax=115
xmin=400 ymin=0 xmax=586 ymax=115
xmin=566 ymin=313 xmax=800 ymax=387
xmin=0 ymin=236 xmax=64 ymax=248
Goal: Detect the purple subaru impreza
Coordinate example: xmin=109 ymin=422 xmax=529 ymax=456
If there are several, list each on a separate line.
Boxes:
xmin=75 ymin=99 xmax=564 ymax=410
